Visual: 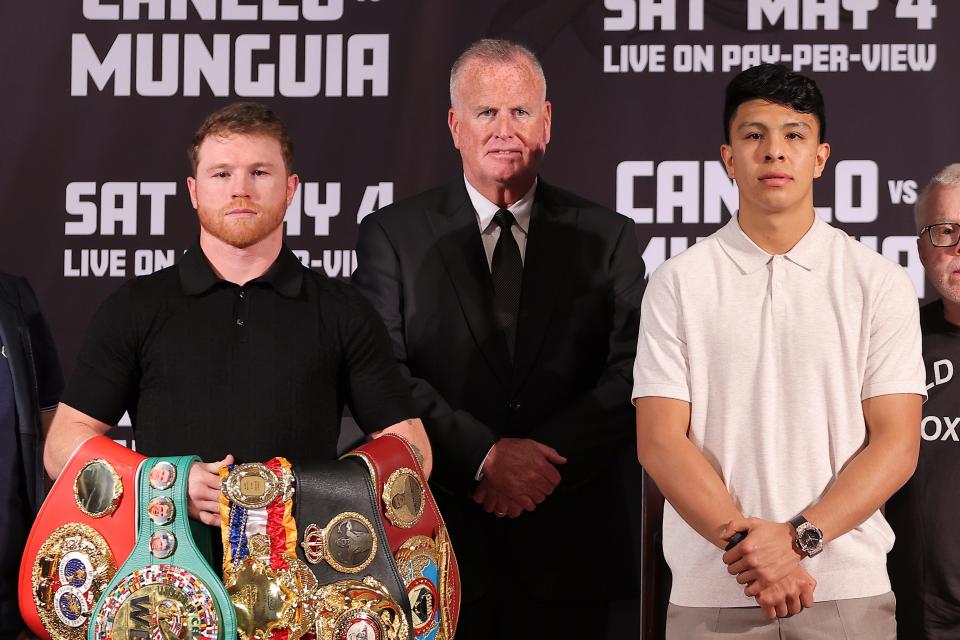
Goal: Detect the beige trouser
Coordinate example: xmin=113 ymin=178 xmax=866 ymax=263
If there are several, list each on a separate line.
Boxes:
xmin=666 ymin=591 xmax=896 ymax=639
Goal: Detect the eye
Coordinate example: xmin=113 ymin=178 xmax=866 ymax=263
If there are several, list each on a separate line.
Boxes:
xmin=745 ymin=132 xmax=762 ymax=140
xmin=253 ymin=169 xmax=268 ymax=176
xmin=515 ymin=108 xmax=529 ymax=117
xmin=213 ymin=171 xmax=229 ymax=178
xmin=930 ymin=223 xmax=960 ymax=246
xmin=479 ymin=109 xmax=495 ymax=117
xmin=786 ymin=131 xmax=803 ymax=140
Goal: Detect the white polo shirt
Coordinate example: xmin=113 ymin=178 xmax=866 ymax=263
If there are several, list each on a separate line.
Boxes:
xmin=632 ymin=213 xmax=925 ymax=607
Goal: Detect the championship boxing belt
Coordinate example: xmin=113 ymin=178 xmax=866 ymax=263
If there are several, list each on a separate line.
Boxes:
xmin=219 ymin=457 xmax=318 ymax=640
xmin=18 ymin=435 xmax=144 ymax=640
xmin=344 ymin=435 xmax=460 ymax=640
xmin=293 ymin=458 xmax=412 ymax=640
xmin=88 ymin=456 xmax=237 ymax=640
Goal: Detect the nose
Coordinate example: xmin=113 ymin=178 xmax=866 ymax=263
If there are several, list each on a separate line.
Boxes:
xmin=494 ymin=111 xmax=514 ymax=138
xmin=231 ymin=173 xmax=251 ymax=199
xmin=764 ymin=138 xmax=785 ymax=162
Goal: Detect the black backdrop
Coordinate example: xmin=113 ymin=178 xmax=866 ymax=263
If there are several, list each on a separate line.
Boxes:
xmin=1 ymin=2 xmax=956 ymax=635
xmin=1 ymin=0 xmax=955 ymax=432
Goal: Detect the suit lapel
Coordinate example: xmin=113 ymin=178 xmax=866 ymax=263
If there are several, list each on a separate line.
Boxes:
xmin=427 ymin=182 xmax=513 ymax=388
xmin=511 ymin=184 xmax=573 ymax=390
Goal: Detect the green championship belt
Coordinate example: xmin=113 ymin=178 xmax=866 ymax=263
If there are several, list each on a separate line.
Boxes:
xmin=88 ymin=456 xmax=237 ymax=640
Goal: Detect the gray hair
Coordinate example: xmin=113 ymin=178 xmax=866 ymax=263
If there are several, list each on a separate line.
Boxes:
xmin=449 ymin=38 xmax=547 ymax=108
xmin=915 ymin=163 xmax=960 ymax=232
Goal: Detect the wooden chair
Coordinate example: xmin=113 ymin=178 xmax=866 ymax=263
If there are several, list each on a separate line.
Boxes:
xmin=640 ymin=470 xmax=671 ymax=640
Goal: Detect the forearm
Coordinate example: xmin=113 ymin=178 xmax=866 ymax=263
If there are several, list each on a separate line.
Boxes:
xmin=636 ymin=399 xmax=742 ymax=549
xmin=642 ymin=437 xmax=742 ymax=549
xmin=423 ymin=407 xmax=499 ymax=493
xmin=376 ymin=418 xmax=433 ymax=478
xmin=804 ymin=409 xmax=919 ymax=543
xmin=43 ymin=403 xmax=111 ymax=479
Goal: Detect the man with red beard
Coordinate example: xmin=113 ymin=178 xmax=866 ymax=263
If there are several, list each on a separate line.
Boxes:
xmin=44 ymin=103 xmax=431 ymax=529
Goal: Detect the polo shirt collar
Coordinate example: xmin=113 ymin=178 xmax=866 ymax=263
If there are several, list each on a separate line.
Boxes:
xmin=785 ymin=214 xmax=831 ymax=270
xmin=718 ymin=212 xmax=830 ymax=274
xmin=179 ymin=241 xmax=304 ymax=297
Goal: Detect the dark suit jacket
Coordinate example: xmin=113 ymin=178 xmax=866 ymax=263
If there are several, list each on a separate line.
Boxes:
xmin=0 ymin=273 xmax=63 ymax=631
xmin=353 ymin=179 xmax=645 ymax=602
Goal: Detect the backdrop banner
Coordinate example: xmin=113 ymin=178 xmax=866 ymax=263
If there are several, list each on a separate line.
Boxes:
xmin=1 ymin=0 xmax=956 ymax=444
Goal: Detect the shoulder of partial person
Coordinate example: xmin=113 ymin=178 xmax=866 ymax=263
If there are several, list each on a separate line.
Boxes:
xmin=0 ymin=271 xmax=29 ymax=313
xmin=920 ymin=298 xmax=947 ymax=334
xmin=0 ymin=271 xmax=24 ymax=297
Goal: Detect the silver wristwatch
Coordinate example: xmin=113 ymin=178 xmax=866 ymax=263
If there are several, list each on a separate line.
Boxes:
xmin=789 ymin=514 xmax=824 ymax=557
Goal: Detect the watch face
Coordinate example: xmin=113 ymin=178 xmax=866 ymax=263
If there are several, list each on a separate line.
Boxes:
xmin=799 ymin=527 xmax=822 ymax=550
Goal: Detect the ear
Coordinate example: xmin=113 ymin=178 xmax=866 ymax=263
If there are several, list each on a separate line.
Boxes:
xmin=917 ymin=237 xmax=929 ymax=269
xmin=186 ymin=176 xmax=199 ymax=210
xmin=813 ymin=142 xmax=831 ymax=178
xmin=448 ymin=107 xmax=461 ymax=150
xmin=542 ymin=100 xmax=552 ymax=145
xmin=286 ymin=173 xmax=300 ymax=207
xmin=720 ymin=144 xmax=735 ymax=179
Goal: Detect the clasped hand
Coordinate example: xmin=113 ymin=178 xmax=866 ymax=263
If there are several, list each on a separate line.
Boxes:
xmin=722 ymin=518 xmax=815 ymax=619
xmin=472 ymin=438 xmax=566 ymax=518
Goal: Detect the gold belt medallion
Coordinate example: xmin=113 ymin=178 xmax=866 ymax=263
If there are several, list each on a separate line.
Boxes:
xmin=74 ymin=459 xmax=123 ymax=518
xmin=381 ymin=468 xmax=425 ymax=529
xmin=313 ymin=577 xmax=409 ymax=640
xmin=225 ymin=554 xmax=319 ymax=640
xmin=93 ymin=565 xmax=220 ymax=640
xmin=222 ymin=462 xmax=294 ymax=509
xmin=32 ymin=523 xmax=116 ymax=640
xmin=300 ymin=512 xmax=378 ymax=574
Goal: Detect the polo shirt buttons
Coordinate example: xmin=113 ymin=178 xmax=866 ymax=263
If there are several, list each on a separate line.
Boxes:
xmin=234 ymin=288 xmax=250 ymax=341
xmin=508 ymin=399 xmax=521 ymax=413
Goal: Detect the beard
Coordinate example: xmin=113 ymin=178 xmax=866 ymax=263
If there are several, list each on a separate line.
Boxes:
xmin=196 ymin=198 xmax=287 ymax=249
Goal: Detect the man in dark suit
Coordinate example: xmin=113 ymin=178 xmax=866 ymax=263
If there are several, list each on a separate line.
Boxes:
xmin=0 ymin=273 xmax=63 ymax=637
xmin=353 ymin=38 xmax=645 ymax=639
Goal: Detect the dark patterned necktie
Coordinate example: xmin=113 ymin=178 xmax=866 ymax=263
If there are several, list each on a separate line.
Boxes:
xmin=491 ymin=208 xmax=523 ymax=360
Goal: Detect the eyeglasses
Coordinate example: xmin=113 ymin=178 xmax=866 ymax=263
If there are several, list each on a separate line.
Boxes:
xmin=919 ymin=222 xmax=960 ymax=247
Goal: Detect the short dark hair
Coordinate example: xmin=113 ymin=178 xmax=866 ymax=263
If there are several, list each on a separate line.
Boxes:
xmin=723 ymin=64 xmax=826 ymax=143
xmin=188 ymin=101 xmax=294 ymax=175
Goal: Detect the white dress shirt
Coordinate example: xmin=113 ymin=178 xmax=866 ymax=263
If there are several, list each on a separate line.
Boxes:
xmin=463 ymin=175 xmax=537 ymax=481
xmin=464 ymin=175 xmax=536 ymax=270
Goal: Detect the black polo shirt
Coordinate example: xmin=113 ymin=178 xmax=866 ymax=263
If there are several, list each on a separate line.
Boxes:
xmin=63 ymin=242 xmax=414 ymax=463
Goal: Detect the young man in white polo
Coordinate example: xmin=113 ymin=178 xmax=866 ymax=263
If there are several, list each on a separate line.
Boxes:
xmin=633 ymin=64 xmax=925 ymax=638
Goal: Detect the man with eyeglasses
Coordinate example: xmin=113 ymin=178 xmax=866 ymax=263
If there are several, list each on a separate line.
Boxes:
xmin=886 ymin=163 xmax=960 ymax=639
